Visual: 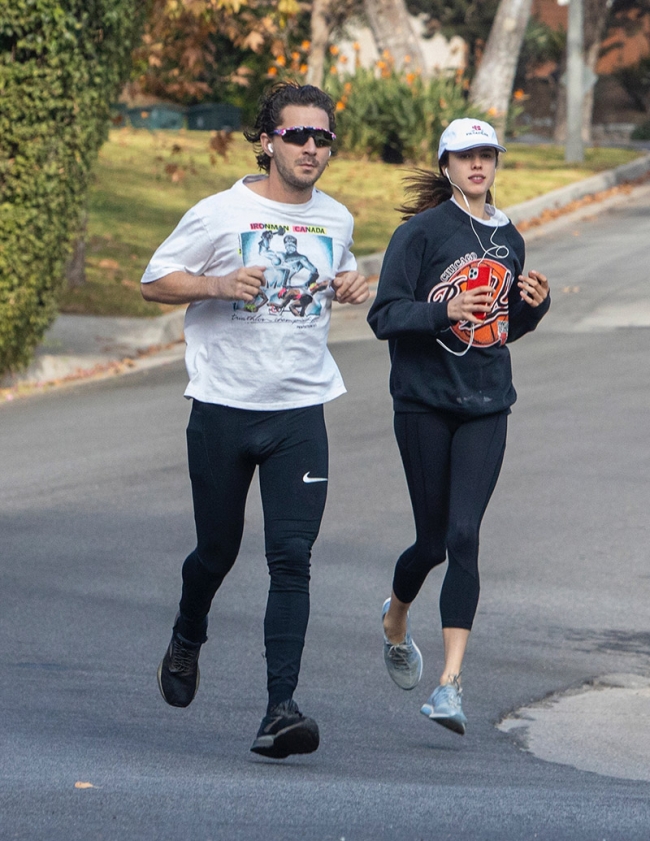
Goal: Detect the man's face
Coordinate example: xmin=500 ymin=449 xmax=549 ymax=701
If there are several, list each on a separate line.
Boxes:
xmin=263 ymin=105 xmax=332 ymax=193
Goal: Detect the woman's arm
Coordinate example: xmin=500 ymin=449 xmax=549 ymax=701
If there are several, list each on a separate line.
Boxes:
xmin=367 ymin=223 xmax=451 ymax=339
xmin=507 ymin=269 xmax=551 ymax=342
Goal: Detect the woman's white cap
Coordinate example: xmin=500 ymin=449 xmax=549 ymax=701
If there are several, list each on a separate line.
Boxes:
xmin=438 ymin=118 xmax=507 ymax=158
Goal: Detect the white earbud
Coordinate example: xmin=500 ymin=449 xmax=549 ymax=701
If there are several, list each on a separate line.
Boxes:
xmin=328 ymin=149 xmax=332 ymax=157
xmin=444 ymin=169 xmax=450 ymax=179
xmin=268 ymin=143 xmax=274 ymax=154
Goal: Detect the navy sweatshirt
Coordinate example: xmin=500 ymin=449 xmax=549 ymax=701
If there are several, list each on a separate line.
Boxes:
xmin=367 ymin=199 xmax=550 ymax=418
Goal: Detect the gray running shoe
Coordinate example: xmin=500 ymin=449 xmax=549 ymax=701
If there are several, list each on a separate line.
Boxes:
xmin=382 ymin=597 xmax=423 ymax=690
xmin=420 ymin=679 xmax=467 ymax=735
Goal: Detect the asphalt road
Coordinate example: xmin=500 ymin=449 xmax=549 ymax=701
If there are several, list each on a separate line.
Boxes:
xmin=2 ymin=191 xmax=650 ymax=840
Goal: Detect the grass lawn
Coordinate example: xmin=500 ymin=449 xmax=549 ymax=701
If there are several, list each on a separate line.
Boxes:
xmin=59 ymin=128 xmax=640 ymax=317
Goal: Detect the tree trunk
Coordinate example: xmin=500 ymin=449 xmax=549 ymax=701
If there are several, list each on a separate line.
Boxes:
xmin=469 ymin=0 xmax=534 ymax=140
xmin=580 ymin=0 xmax=611 ymax=143
xmin=554 ymin=0 xmax=611 ymax=144
xmin=363 ymin=0 xmax=426 ymax=75
xmin=306 ymin=0 xmax=336 ymax=88
xmin=65 ymin=210 xmax=88 ymax=288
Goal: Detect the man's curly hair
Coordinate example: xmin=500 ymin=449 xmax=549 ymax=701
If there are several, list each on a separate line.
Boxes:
xmin=244 ymin=82 xmax=336 ymax=173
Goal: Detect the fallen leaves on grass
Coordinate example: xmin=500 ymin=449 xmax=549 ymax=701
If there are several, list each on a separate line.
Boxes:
xmin=517 ymin=177 xmax=645 ymax=233
xmin=98 ymin=259 xmax=120 ymax=270
xmin=165 ymin=163 xmax=186 ymax=183
xmin=209 ymin=130 xmax=234 ymax=162
xmin=0 ymin=340 xmax=183 ymax=403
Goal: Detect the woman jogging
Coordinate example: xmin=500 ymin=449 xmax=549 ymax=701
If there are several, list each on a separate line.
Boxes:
xmin=367 ymin=118 xmax=550 ymax=735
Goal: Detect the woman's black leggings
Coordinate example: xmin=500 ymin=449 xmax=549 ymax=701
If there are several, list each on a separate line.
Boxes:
xmin=176 ymin=400 xmax=328 ymax=710
xmin=392 ymin=409 xmax=508 ymax=630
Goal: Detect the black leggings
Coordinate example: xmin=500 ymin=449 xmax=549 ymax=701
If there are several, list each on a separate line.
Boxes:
xmin=177 ymin=400 xmax=328 ymax=709
xmin=392 ymin=409 xmax=507 ymax=630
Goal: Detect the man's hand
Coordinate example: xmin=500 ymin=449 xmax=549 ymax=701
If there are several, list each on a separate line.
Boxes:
xmin=447 ymin=285 xmax=493 ymax=325
xmin=142 ymin=267 xmax=266 ymax=305
xmin=332 ymin=271 xmax=369 ymax=305
xmin=210 ymin=266 xmax=266 ymax=302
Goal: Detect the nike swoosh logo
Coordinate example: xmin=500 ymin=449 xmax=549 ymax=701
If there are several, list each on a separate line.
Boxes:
xmin=302 ymin=472 xmax=328 ymax=484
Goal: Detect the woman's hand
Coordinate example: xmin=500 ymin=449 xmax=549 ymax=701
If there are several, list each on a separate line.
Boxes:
xmin=447 ymin=285 xmax=493 ymax=325
xmin=518 ymin=270 xmax=549 ymax=307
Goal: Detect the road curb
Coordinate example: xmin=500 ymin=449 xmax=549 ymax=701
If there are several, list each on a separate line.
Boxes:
xmin=505 ymin=152 xmax=650 ymax=225
xmin=0 ymin=309 xmax=186 ymax=390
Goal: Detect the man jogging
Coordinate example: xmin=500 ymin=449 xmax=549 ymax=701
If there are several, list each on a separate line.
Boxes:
xmin=140 ymin=82 xmax=368 ymax=759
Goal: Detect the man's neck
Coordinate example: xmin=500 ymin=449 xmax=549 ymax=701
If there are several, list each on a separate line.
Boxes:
xmin=245 ymin=173 xmax=314 ymax=205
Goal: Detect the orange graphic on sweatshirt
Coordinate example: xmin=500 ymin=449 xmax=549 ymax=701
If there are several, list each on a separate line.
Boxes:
xmin=428 ymin=258 xmax=512 ymax=347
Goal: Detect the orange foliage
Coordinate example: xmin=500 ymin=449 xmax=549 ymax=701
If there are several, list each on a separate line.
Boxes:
xmin=134 ymin=0 xmax=299 ymax=101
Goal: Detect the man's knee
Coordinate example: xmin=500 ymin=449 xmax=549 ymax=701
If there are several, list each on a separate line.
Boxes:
xmin=184 ymin=545 xmax=237 ymax=583
xmin=267 ymin=535 xmax=312 ymax=591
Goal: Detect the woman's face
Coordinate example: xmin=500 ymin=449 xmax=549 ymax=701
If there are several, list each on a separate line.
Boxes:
xmin=445 ymin=146 xmax=497 ymax=202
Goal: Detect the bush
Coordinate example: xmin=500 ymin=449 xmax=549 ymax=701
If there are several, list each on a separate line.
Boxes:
xmin=0 ymin=0 xmax=144 ymax=374
xmin=631 ymin=120 xmax=650 ymax=141
xmin=327 ymin=67 xmax=487 ymax=164
xmin=614 ymin=57 xmax=650 ymax=114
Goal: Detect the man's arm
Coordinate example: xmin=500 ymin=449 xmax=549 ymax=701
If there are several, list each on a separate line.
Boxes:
xmin=141 ymin=267 xmax=266 ymax=305
xmin=332 ymin=211 xmax=368 ymax=305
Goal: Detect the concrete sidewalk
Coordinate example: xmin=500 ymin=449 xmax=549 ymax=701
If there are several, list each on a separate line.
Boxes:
xmin=499 ymin=674 xmax=650 ymax=782
xmin=2 ymin=151 xmax=649 ymax=396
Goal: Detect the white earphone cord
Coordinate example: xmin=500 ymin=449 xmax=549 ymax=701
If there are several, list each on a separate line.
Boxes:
xmin=436 ymin=171 xmax=510 ymax=357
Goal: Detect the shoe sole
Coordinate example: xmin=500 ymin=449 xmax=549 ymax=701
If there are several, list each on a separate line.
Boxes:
xmin=420 ymin=704 xmax=466 ymax=735
xmin=250 ymin=720 xmax=320 ymax=759
xmin=156 ymin=660 xmax=200 ymax=708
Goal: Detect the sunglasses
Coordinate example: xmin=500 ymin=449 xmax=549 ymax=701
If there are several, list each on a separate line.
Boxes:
xmin=271 ymin=126 xmax=336 ymax=148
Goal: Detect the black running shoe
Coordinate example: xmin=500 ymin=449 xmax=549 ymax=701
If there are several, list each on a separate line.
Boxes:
xmin=157 ymin=631 xmax=202 ymax=708
xmin=250 ymin=699 xmax=320 ymax=759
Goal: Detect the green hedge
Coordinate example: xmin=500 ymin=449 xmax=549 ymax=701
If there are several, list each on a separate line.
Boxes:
xmin=631 ymin=120 xmax=650 ymax=142
xmin=0 ymin=0 xmax=144 ymax=374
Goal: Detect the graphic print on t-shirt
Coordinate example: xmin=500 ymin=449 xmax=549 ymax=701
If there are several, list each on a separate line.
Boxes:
xmin=234 ymin=224 xmax=334 ymax=323
xmin=428 ymin=255 xmax=512 ymax=347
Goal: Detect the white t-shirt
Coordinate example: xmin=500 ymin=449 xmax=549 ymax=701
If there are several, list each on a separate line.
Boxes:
xmin=141 ymin=177 xmax=357 ymax=410
xmin=451 ymin=197 xmax=510 ymax=227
